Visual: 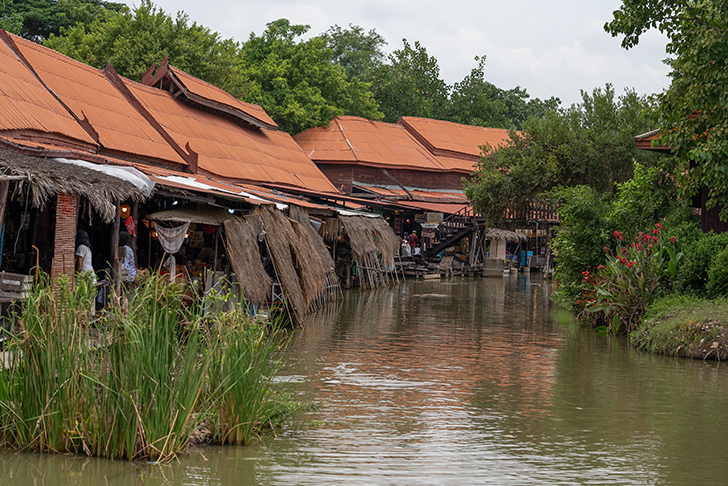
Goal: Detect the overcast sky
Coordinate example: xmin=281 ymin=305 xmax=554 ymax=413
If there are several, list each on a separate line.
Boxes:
xmin=124 ymin=0 xmax=671 ymax=107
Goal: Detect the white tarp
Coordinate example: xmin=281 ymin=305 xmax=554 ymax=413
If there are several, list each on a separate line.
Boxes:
xmin=55 ymin=158 xmax=155 ymax=196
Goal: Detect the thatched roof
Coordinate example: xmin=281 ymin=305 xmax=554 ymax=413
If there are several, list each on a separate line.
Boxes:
xmin=340 ymin=215 xmax=400 ymax=266
xmin=223 ymin=215 xmax=271 ymax=305
xmin=486 ymin=228 xmax=527 ymax=242
xmin=147 ymin=206 xmax=232 ymax=225
xmin=0 ymin=149 xmax=149 ymax=223
xmin=289 ymin=205 xmax=337 ymax=303
xmin=255 ymin=205 xmax=306 ymax=323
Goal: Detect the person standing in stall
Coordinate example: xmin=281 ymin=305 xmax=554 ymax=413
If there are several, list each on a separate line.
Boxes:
xmin=119 ymin=232 xmax=136 ymax=289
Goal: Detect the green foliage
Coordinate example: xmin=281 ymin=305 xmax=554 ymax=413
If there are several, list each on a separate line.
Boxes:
xmin=550 ymin=185 xmax=614 ymax=307
xmin=324 ymin=24 xmax=387 ymax=81
xmin=633 ymin=293 xmax=728 ymax=358
xmin=676 ymin=231 xmax=728 ymax=295
xmin=707 ymin=247 xmax=728 ymax=298
xmin=0 ymin=271 xmax=294 ymax=460
xmin=465 ymin=85 xmax=665 ymax=223
xmin=606 ymin=1 xmax=728 ymax=219
xmin=240 ymin=19 xmax=383 ymax=134
xmin=369 ymin=39 xmax=450 ymax=122
xmin=45 ymin=0 xmax=245 ymax=97
xmin=3 ymin=0 xmax=123 ymax=41
xmin=0 ymin=0 xmax=22 ymax=35
xmin=580 ymin=223 xmax=681 ymax=334
xmin=447 ymin=56 xmax=560 ymax=130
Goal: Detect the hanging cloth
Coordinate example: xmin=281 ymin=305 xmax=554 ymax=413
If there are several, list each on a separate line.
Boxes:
xmin=154 ymin=221 xmax=190 ymax=254
xmin=125 ymin=216 xmax=136 ymax=236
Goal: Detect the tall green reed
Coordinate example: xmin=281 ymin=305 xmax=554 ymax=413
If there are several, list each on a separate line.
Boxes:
xmin=0 ymin=271 xmax=296 ymax=460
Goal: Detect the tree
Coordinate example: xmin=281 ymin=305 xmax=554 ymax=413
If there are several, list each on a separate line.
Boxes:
xmin=45 ymin=0 xmax=244 ymax=97
xmin=606 ymin=0 xmax=728 ymax=218
xmin=368 ymin=39 xmax=450 ymax=122
xmin=240 ymin=19 xmax=383 ymax=134
xmin=5 ymin=0 xmax=123 ymax=41
xmin=464 ymin=85 xmax=663 ymax=223
xmin=324 ymin=24 xmax=387 ymax=81
xmin=447 ymin=56 xmax=560 ymax=130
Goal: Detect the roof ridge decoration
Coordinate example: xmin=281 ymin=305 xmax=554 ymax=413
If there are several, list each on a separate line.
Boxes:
xmin=102 ymin=63 xmax=198 ymax=174
xmin=333 ymin=117 xmax=360 ymax=162
xmin=142 ymin=56 xmax=278 ymax=131
xmin=0 ymin=29 xmax=101 ymax=146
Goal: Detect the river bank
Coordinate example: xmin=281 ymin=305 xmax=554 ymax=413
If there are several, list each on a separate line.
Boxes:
xmin=631 ymin=294 xmax=728 ymax=360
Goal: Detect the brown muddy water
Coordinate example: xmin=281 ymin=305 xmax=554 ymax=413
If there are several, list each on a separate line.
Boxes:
xmin=3 ymin=275 xmax=728 ymax=485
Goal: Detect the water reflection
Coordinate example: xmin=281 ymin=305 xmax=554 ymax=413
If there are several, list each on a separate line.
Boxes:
xmin=4 ymin=275 xmax=728 ymax=485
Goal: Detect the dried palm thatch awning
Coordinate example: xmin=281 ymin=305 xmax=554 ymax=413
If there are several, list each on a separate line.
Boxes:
xmin=146 ymin=206 xmax=233 ymax=226
xmin=0 ymin=149 xmax=151 ymax=223
xmin=485 ymin=228 xmax=528 ymax=242
xmin=254 ymin=205 xmax=337 ymax=325
xmin=223 ymin=214 xmax=271 ymax=305
xmin=339 ymin=215 xmax=401 ymax=267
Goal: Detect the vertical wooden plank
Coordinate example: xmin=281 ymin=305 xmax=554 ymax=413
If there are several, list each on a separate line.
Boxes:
xmin=110 ymin=201 xmax=121 ymax=286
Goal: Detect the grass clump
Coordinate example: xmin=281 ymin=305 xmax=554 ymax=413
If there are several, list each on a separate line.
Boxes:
xmin=0 ymin=271 xmax=296 ymax=461
xmin=631 ymin=293 xmax=728 ymax=359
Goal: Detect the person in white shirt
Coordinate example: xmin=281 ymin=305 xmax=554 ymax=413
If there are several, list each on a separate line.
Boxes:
xmin=75 ymin=229 xmax=96 ymax=284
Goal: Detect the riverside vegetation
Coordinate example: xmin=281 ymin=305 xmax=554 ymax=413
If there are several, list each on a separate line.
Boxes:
xmin=0 ymin=271 xmax=297 ymax=461
xmin=553 ymin=163 xmax=728 ymax=360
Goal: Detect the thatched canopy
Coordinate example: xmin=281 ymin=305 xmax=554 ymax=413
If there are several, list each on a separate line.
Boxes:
xmin=340 ymin=215 xmax=400 ymax=266
xmin=147 ymin=206 xmax=232 ymax=225
xmin=289 ymin=205 xmax=337 ymax=297
xmin=254 ymin=206 xmax=304 ymax=323
xmin=223 ymin=215 xmax=271 ymax=305
xmin=0 ymin=150 xmax=149 ymax=223
xmin=485 ymin=228 xmax=527 ymax=242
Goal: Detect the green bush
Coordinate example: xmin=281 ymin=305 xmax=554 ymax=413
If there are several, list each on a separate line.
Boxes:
xmin=707 ymin=248 xmax=728 ymax=298
xmin=550 ymin=185 xmax=614 ymax=308
xmin=676 ymin=231 xmax=728 ymax=294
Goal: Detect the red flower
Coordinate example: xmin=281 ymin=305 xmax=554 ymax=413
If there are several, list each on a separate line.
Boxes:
xmin=620 ymin=257 xmax=628 ymax=264
xmin=656 ymin=223 xmax=662 ymax=230
xmin=613 ymin=230 xmax=623 ymax=241
xmin=653 ymin=229 xmax=659 ymax=234
xmin=598 ymin=265 xmax=604 ymax=270
xmin=603 ymin=246 xmax=609 ymax=253
xmin=627 ymin=261 xmax=635 ymax=268
xmin=670 ymin=236 xmax=678 ymax=243
xmin=645 ymin=235 xmax=650 ymax=242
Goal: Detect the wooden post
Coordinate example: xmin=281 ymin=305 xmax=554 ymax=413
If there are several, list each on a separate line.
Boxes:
xmin=213 ymin=226 xmax=220 ymax=272
xmin=130 ymin=201 xmax=139 ymax=254
xmin=110 ymin=200 xmax=121 ymax=287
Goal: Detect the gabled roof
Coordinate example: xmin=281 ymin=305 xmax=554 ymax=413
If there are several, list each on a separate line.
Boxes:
xmin=0 ymin=29 xmax=338 ymax=194
xmin=9 ymin=34 xmax=188 ymax=168
xmin=398 ymin=116 xmax=513 ymax=171
xmin=294 ymin=116 xmax=447 ymax=172
xmin=141 ymin=57 xmax=277 ymax=130
xmin=0 ymin=33 xmax=96 ymax=148
xmin=125 ymin=80 xmax=338 ymax=193
xmin=634 ymin=129 xmax=672 ymax=153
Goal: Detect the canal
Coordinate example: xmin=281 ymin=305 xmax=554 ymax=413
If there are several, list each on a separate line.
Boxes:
xmin=3 ymin=275 xmax=728 ymax=484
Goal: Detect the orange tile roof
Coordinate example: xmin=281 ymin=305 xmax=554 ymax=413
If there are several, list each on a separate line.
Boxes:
xmin=11 ymin=35 xmax=187 ymax=166
xmin=398 ymin=116 xmax=513 ymax=171
xmin=0 ymin=35 xmax=96 ymax=146
xmin=294 ymin=116 xmax=447 ymax=172
xmin=125 ymin=80 xmax=338 ymax=193
xmin=169 ymin=67 xmax=278 ymax=129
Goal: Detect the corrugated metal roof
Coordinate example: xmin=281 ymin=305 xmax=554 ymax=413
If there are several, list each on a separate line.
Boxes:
xmin=11 ymin=35 xmax=187 ymax=166
xmin=398 ymin=116 xmax=513 ymax=170
xmin=169 ymin=67 xmax=278 ymax=129
xmin=0 ymin=35 xmax=96 ymax=145
xmin=294 ymin=116 xmax=447 ymax=171
xmin=126 ymin=81 xmax=338 ymax=193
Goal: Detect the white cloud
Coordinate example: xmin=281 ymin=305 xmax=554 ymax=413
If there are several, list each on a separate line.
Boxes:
xmin=125 ymin=0 xmax=671 ymax=106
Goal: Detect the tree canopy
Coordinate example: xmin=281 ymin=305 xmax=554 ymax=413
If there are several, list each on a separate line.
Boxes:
xmin=464 ymin=85 xmax=663 ymax=224
xmin=2 ymin=0 xmax=124 ymax=41
xmin=606 ymin=0 xmax=728 ymax=217
xmin=324 ymin=23 xmax=387 ymax=81
xmin=45 ymin=0 xmax=244 ymax=96
xmin=238 ymin=19 xmax=383 ymax=134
